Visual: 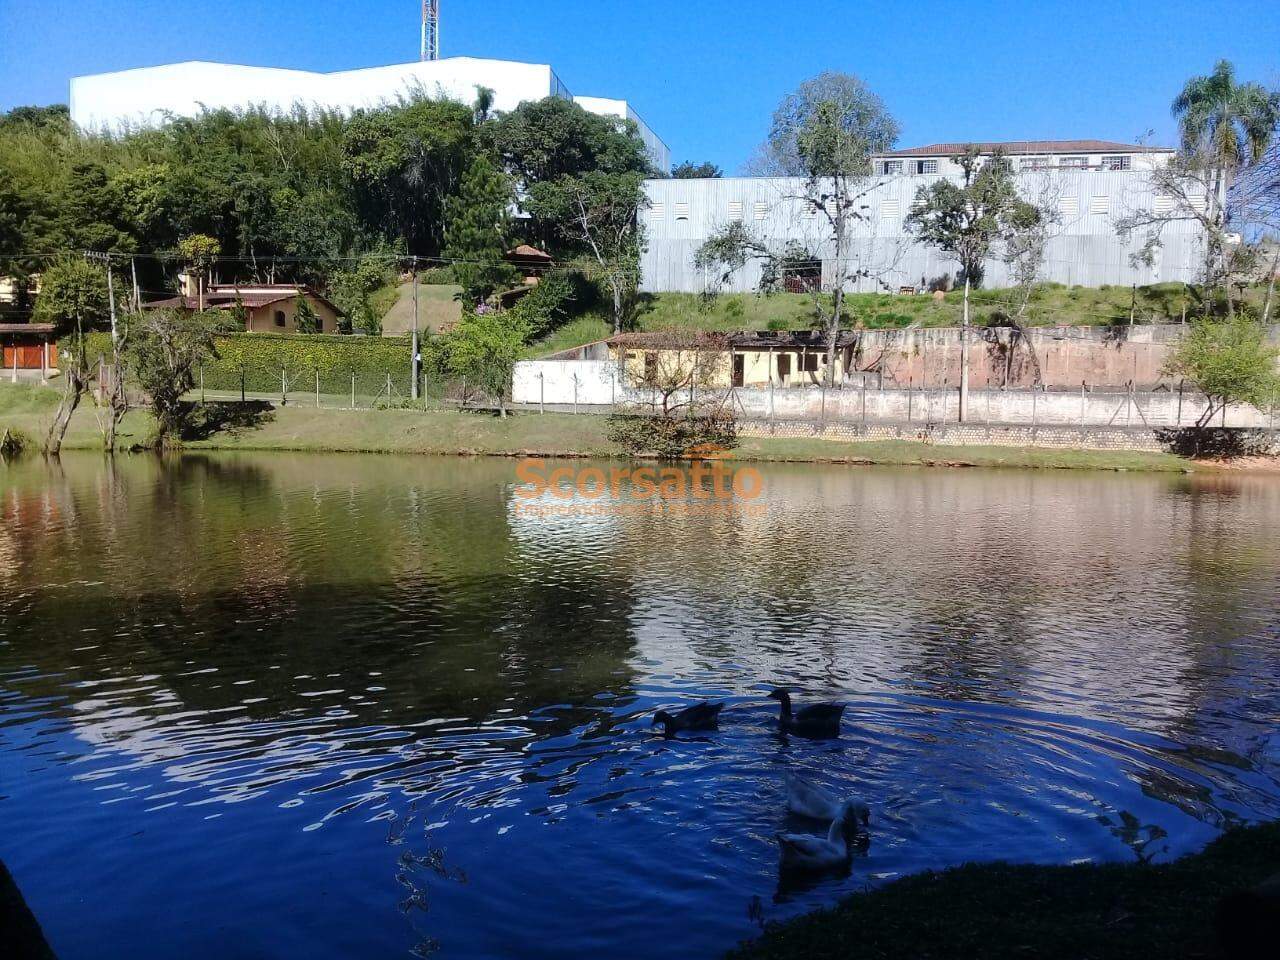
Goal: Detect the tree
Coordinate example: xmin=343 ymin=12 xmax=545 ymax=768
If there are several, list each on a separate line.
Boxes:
xmin=744 ymin=72 xmax=898 ymax=177
xmin=905 ymin=147 xmax=1041 ymax=418
xmin=293 ymin=294 xmax=320 ymax=334
xmin=443 ymin=155 xmax=520 ymax=304
xmin=693 ymin=221 xmax=768 ymax=302
xmin=671 ymin=161 xmax=723 ymax=179
xmin=741 ymin=72 xmax=901 ymax=385
xmin=1163 ymin=315 xmax=1279 ymax=427
xmin=328 ymin=255 xmax=393 ymax=336
xmin=126 ymin=308 xmax=225 ymax=444
xmin=444 ymin=310 xmax=527 ymax=417
xmin=528 ymin=171 xmax=647 ymax=333
xmin=178 ymin=234 xmax=220 ymax=308
xmin=1121 ymin=64 xmax=1280 ymax=314
xmin=33 ymin=259 xmax=113 ymax=455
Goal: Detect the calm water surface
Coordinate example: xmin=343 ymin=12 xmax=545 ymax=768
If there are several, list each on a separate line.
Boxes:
xmin=2 ymin=452 xmax=1279 ymax=959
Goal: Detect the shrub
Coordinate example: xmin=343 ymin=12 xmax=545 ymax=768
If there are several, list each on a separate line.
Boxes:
xmin=419 ymin=265 xmax=456 ymax=284
xmin=606 ymin=411 xmax=738 ymax=459
xmin=0 ymin=426 xmax=29 ymax=457
xmin=507 ymin=271 xmax=581 ymax=340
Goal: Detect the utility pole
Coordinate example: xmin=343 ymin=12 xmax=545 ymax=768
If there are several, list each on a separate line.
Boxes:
xmin=421 ymin=1 xmax=440 ymax=61
xmin=959 ymin=275 xmax=970 ymax=422
xmin=411 ymin=259 xmax=421 ymax=401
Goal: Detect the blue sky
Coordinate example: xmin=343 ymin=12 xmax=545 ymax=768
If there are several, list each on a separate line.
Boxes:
xmin=2 ymin=0 xmax=1278 ymax=172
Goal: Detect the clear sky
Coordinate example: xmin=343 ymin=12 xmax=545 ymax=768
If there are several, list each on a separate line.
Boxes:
xmin=2 ymin=0 xmax=1277 ymax=172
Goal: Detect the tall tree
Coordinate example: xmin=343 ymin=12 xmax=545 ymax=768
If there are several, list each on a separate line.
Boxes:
xmin=443 ymin=155 xmax=520 ymax=304
xmin=740 ymin=73 xmax=900 ymax=385
xmin=528 ymin=171 xmax=647 ymax=333
xmin=906 ymin=148 xmax=1040 ymax=418
xmin=34 ymin=259 xmax=114 ymax=455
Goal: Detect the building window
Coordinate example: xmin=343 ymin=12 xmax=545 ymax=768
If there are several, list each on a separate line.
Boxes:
xmin=1058 ymin=196 xmax=1080 ymax=217
xmin=1059 ymin=156 xmax=1087 ymax=168
xmin=803 ymin=200 xmax=819 ymax=219
xmin=644 ymin=352 xmax=658 ymax=380
xmin=727 ymin=201 xmax=743 ymax=221
xmin=1101 ymin=155 xmax=1131 ymax=171
xmin=1020 ymin=157 xmax=1050 ymax=171
xmin=916 ymin=159 xmax=938 ymax=174
xmin=1089 ymin=196 xmax=1110 ymax=215
xmin=753 ymin=201 xmax=768 ymax=221
xmin=800 ymin=351 xmax=820 ymax=373
xmin=273 ymin=310 xmax=286 ymax=327
xmin=776 ymin=354 xmax=792 ymax=380
xmin=882 ymin=160 xmax=903 ymax=175
xmin=650 ymin=202 xmax=665 ymax=220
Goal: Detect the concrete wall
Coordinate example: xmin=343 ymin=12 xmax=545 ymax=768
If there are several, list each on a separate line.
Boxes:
xmin=511 ymin=357 xmax=1277 ymax=429
xmin=736 ymin=419 xmax=1280 ymax=454
xmin=641 ymin=171 xmax=1206 ymax=293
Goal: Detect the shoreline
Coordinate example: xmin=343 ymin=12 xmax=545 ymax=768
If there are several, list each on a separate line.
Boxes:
xmin=729 ymin=821 xmax=1280 ymax=960
xmin=1 ymin=384 xmax=1270 ymax=474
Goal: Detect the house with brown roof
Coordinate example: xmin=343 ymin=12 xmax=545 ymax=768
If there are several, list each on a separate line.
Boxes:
xmin=873 ymin=139 xmax=1175 ymax=177
xmin=144 ymin=283 xmax=343 ymax=334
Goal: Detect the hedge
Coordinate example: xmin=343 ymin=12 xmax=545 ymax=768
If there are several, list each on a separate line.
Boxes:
xmin=79 ymin=330 xmax=420 ymax=397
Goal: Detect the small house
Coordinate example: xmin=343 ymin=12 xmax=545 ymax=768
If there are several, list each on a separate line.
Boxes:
xmin=0 ymin=324 xmax=59 ymax=376
xmin=144 ymin=282 xmax=343 ymax=334
xmin=609 ymin=330 xmax=860 ymax=388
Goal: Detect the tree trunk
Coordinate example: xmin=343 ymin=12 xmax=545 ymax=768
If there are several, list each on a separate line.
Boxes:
xmin=959 ymin=275 xmax=971 ymax=422
xmin=611 ymin=280 xmax=624 ymax=334
xmin=1262 ymin=248 xmax=1280 ymax=324
xmin=45 ymin=369 xmax=85 ymax=457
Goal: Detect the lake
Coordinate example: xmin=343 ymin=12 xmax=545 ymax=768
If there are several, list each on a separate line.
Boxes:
xmin=2 ymin=452 xmax=1279 ymax=960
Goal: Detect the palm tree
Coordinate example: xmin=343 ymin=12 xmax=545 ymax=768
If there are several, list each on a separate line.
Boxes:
xmin=1172 ymin=60 xmax=1279 ymax=177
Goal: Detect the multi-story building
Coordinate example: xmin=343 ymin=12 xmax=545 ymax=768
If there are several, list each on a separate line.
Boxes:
xmin=69 ymin=56 xmax=670 ymax=171
xmin=873 ymin=139 xmax=1174 ymax=176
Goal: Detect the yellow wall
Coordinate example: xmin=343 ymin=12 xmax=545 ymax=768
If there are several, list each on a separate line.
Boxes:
xmin=609 ymin=344 xmax=850 ymax=388
xmin=245 ymin=297 xmax=341 ymax=334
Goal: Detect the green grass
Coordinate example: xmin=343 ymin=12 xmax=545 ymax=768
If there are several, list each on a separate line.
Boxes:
xmin=378 ymin=281 xmax=463 ymax=337
xmin=729 ymin=821 xmax=1280 ymax=960
xmin=0 ymin=383 xmax=1193 ymax=471
xmin=525 ymin=284 xmax=1272 ymax=356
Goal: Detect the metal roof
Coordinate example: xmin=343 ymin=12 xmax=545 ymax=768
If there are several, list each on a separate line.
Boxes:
xmin=881 ymin=140 xmax=1173 ymax=157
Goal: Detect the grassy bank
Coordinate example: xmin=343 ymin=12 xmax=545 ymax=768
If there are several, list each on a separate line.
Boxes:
xmin=527 ymin=284 xmax=1272 ymax=356
xmin=0 ymin=382 xmax=1194 ymax=471
xmin=730 ymin=822 xmax=1280 ymax=960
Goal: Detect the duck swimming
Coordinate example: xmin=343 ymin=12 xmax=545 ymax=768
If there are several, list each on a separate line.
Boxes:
xmin=777 ymin=800 xmax=865 ymax=872
xmin=768 ymin=688 xmax=845 ymax=739
xmin=785 ymin=773 xmax=871 ymax=826
xmin=652 ymin=701 xmax=724 ymax=736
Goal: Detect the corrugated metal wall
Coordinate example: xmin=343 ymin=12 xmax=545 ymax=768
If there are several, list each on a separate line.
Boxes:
xmin=641 ymin=171 xmax=1206 ymax=293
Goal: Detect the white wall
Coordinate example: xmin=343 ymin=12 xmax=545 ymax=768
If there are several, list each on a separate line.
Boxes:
xmin=69 ymin=58 xmax=670 ymax=170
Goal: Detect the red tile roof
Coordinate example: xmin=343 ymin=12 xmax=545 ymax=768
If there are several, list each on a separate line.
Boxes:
xmin=143 ymin=285 xmax=343 ymax=315
xmin=881 ymin=140 xmax=1173 ymax=157
xmin=0 ymin=323 xmax=57 ymax=334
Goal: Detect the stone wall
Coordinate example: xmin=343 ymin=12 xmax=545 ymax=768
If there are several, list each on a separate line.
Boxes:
xmin=736 ymin=419 xmax=1280 ymax=455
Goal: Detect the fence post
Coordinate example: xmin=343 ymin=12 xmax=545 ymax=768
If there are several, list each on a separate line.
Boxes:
xmin=1080 ymin=382 xmax=1086 ymax=430
xmin=769 ymin=375 xmax=775 ymax=422
xmin=1176 ymin=380 xmax=1184 ymax=427
xmin=820 ymin=385 xmax=826 ymax=423
xmin=281 ymin=367 xmax=287 ymax=407
xmin=315 ymin=370 xmax=320 ymax=408
xmin=10 ymin=347 xmax=17 ymax=384
xmin=572 ymin=374 xmax=579 ymax=415
xmin=907 ymin=376 xmax=914 ymax=423
xmin=1126 ymin=381 xmax=1133 ymax=428
xmin=351 ymin=373 xmax=355 ymax=410
xmin=386 ymin=372 xmax=392 ymax=404
xmin=539 ymin=372 xmax=545 ymax=414
xmin=40 ymin=342 xmax=48 ymax=384
xmin=241 ymin=367 xmax=246 ymax=403
xmin=200 ymin=365 xmax=205 ymax=403
xmin=861 ymin=377 xmax=867 ymax=425
xmin=1031 ymin=388 xmax=1038 ymax=429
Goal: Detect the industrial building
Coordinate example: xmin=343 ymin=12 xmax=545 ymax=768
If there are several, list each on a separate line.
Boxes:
xmin=640 ymin=161 xmax=1206 ymax=294
xmin=69 ymin=56 xmax=670 ymax=171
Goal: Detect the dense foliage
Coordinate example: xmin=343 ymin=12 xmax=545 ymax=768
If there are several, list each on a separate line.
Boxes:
xmin=1163 ymin=315 xmax=1280 ymax=425
xmin=0 ymin=93 xmax=652 ymax=326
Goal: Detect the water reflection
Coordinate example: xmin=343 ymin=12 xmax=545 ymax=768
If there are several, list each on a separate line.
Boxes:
xmin=1 ymin=453 xmax=1279 ymax=960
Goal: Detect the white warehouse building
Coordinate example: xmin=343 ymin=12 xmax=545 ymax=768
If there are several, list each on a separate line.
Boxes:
xmin=69 ymin=56 xmax=670 ymax=171
xmin=641 ymin=148 xmax=1204 ymax=293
